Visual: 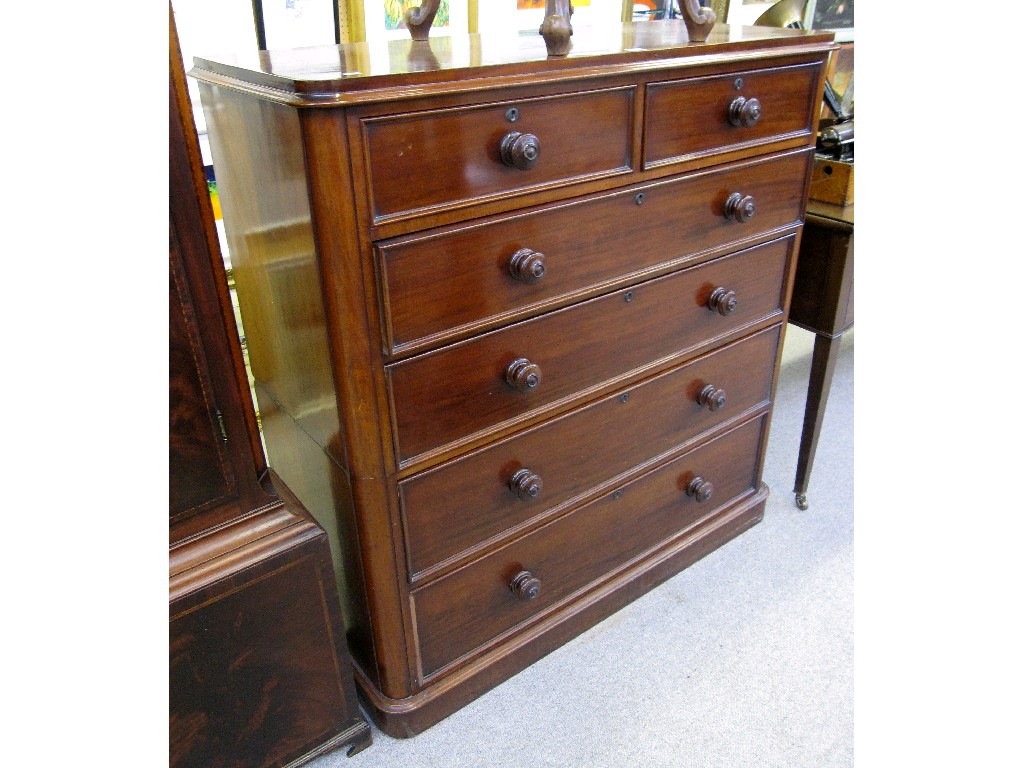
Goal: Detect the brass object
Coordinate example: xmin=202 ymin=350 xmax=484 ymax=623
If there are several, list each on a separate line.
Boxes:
xmin=681 ymin=0 xmax=716 ymax=43
xmin=753 ymin=0 xmax=808 ymax=29
xmin=708 ymin=0 xmax=731 ymax=23
xmin=405 ymin=0 xmax=442 ymax=41
xmin=540 ymin=0 xmax=574 ymax=57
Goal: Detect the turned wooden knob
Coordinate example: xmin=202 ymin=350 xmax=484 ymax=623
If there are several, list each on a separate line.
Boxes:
xmin=728 ymin=96 xmax=761 ymax=127
xmin=510 ymin=570 xmax=542 ymax=601
xmin=509 ymin=248 xmax=547 ymax=283
xmin=698 ymin=384 xmax=727 ymax=412
xmin=724 ymin=192 xmax=756 ymax=223
xmin=686 ymin=476 xmax=714 ymax=503
xmin=506 ymin=357 xmax=542 ymax=392
xmin=500 ymin=131 xmax=540 ymax=170
xmin=509 ymin=468 xmax=544 ymax=501
xmin=707 ymin=287 xmax=737 ymax=315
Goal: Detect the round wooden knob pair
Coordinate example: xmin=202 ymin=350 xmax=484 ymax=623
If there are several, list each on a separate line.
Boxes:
xmin=506 ymin=357 xmax=542 ymax=393
xmin=686 ymin=476 xmax=714 ymax=503
xmin=509 ymin=248 xmax=546 ymax=283
xmin=501 ymin=131 xmax=540 ymax=170
xmin=698 ymin=384 xmax=726 ymax=412
xmin=724 ymin=192 xmax=756 ymax=223
xmin=509 ymin=468 xmax=543 ymax=501
xmin=728 ymin=96 xmax=761 ymax=128
xmin=510 ymin=570 xmax=542 ymax=601
xmin=707 ymin=287 xmax=737 ymax=316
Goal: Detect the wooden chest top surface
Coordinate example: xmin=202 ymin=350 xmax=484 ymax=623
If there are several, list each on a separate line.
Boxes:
xmin=192 ymin=21 xmax=835 ymax=105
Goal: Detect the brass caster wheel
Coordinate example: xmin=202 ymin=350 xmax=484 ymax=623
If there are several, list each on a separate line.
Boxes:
xmin=795 ymin=493 xmax=809 ymax=511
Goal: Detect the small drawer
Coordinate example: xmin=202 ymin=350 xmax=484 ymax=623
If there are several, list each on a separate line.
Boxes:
xmin=400 ymin=325 xmax=780 ymax=578
xmin=644 ymin=62 xmax=820 ymax=169
xmin=378 ymin=149 xmax=811 ymax=354
xmin=362 ymin=87 xmax=634 ymax=223
xmin=410 ymin=413 xmax=767 ymax=679
xmin=387 ymin=235 xmax=795 ymax=465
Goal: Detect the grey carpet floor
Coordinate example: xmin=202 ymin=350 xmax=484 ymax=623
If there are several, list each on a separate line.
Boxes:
xmin=310 ymin=324 xmax=854 ymax=768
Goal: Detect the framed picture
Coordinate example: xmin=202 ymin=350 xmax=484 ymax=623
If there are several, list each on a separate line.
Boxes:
xmin=807 ymin=0 xmax=852 ymax=29
xmin=361 ymin=0 xmax=470 ymax=43
xmin=805 ymin=0 xmax=853 ymax=41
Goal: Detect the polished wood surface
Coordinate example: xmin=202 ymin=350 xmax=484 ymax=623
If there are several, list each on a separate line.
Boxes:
xmin=193 ymin=25 xmax=832 ymax=736
xmin=379 ymin=149 xmax=811 ymax=355
xmin=192 ymin=22 xmax=835 ymax=104
xmin=412 ymin=414 xmax=767 ymax=678
xmin=170 ymin=10 xmax=370 ymax=763
xmin=169 ymin=234 xmax=233 ymax=520
xmin=170 ymin=13 xmax=273 ymax=536
xmin=170 ymin=476 xmax=371 ymax=767
xmin=363 ymin=86 xmax=634 ymax=221
xmin=644 ymin=61 xmax=821 ymax=169
xmin=789 ymin=198 xmax=853 ymax=509
xmin=400 ymin=326 xmax=780 ymax=579
xmin=388 ymin=236 xmax=794 ymax=465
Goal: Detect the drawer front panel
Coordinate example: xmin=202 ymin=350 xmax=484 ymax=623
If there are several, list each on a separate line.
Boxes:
xmin=411 ymin=414 xmax=767 ymax=678
xmin=388 ymin=235 xmax=794 ymax=464
xmin=379 ymin=150 xmax=810 ymax=353
xmin=644 ymin=63 xmax=819 ymax=168
xmin=400 ymin=325 xmax=780 ymax=577
xmin=363 ymin=87 xmax=634 ymax=222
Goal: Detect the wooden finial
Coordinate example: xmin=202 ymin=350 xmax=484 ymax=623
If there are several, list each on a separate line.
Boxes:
xmin=540 ymin=0 xmax=574 ymax=57
xmin=681 ymin=0 xmax=716 ymax=43
xmin=405 ymin=0 xmax=442 ymax=41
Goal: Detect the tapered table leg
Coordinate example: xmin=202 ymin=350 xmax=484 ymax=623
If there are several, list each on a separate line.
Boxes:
xmin=794 ymin=332 xmax=844 ymax=510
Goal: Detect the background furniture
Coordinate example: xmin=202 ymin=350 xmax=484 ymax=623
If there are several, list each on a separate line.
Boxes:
xmin=169 ymin=11 xmax=371 ymax=765
xmin=193 ymin=21 xmax=833 ymax=736
xmin=788 ymin=199 xmax=853 ymax=509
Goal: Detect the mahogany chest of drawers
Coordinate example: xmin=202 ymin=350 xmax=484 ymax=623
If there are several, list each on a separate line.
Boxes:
xmin=193 ymin=20 xmax=833 ymax=737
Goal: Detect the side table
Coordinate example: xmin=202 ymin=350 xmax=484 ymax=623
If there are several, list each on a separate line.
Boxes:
xmin=788 ymin=199 xmax=854 ymax=509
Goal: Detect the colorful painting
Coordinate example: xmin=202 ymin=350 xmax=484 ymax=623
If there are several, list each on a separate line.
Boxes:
xmin=384 ymin=0 xmax=451 ymax=30
xmin=517 ymin=0 xmax=590 ymax=8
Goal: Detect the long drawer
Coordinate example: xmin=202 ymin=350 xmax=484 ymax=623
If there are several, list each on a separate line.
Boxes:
xmin=411 ymin=413 xmax=768 ymax=679
xmin=361 ymin=87 xmax=634 ymax=223
xmin=378 ymin=150 xmax=811 ymax=354
xmin=387 ymin=234 xmax=795 ymax=464
xmin=644 ymin=62 xmax=820 ymax=169
xmin=400 ymin=324 xmax=781 ymax=578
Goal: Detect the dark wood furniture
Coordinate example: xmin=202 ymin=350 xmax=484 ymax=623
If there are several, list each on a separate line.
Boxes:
xmin=788 ymin=198 xmax=854 ymax=509
xmin=192 ymin=20 xmax=834 ymax=737
xmin=169 ymin=11 xmax=371 ymax=765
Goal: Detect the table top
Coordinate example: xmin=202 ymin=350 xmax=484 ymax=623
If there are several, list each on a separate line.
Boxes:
xmin=807 ymin=199 xmax=854 ymax=228
xmin=191 ymin=21 xmax=835 ymax=106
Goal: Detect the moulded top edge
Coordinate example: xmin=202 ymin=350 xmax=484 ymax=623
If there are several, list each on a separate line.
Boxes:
xmin=189 ymin=21 xmax=835 ymax=107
